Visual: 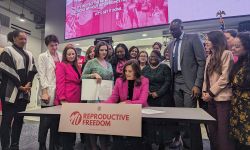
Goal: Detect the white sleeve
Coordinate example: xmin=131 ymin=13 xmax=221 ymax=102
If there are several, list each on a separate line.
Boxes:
xmin=37 ymin=54 xmax=49 ymax=89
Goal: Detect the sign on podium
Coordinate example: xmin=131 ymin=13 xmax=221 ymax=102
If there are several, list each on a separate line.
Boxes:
xmin=59 ymin=103 xmax=142 ymax=137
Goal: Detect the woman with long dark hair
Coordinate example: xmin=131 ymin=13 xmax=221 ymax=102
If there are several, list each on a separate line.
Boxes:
xmin=55 ymin=44 xmax=81 ymax=150
xmin=105 ymin=59 xmax=148 ymax=105
xmin=110 ymin=43 xmax=130 ymax=80
xmin=104 ymin=59 xmax=149 ymax=150
xmin=202 ymin=31 xmax=235 ymax=150
xmin=0 ymin=30 xmax=37 ymax=150
xmin=229 ymin=32 xmax=250 ymax=150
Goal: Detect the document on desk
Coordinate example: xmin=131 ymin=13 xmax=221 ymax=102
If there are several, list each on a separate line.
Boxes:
xmin=142 ymin=108 xmax=165 ymax=115
xmin=97 ymin=80 xmax=114 ymax=100
xmin=81 ymin=79 xmax=113 ymax=101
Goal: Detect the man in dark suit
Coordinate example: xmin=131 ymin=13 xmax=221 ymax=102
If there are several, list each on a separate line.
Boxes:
xmin=168 ymin=19 xmax=206 ymax=150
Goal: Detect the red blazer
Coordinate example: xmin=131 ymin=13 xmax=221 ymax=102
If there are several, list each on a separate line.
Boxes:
xmin=104 ymin=76 xmax=149 ymax=107
xmin=54 ymin=62 xmax=81 ymax=105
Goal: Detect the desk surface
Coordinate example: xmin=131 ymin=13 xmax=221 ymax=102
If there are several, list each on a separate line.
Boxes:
xmin=142 ymin=107 xmax=215 ymax=123
xmin=18 ymin=105 xmax=215 ymax=123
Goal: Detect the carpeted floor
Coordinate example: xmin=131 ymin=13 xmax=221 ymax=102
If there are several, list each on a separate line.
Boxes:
xmin=2 ymin=120 xmax=210 ymax=150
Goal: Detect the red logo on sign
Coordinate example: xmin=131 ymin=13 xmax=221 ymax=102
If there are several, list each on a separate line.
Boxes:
xmin=70 ymin=111 xmax=82 ymax=125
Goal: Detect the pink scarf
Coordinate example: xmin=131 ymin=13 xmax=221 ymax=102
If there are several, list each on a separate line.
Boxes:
xmin=116 ymin=60 xmax=127 ymax=74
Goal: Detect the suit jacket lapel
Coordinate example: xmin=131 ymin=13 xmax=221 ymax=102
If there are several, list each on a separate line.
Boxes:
xmin=169 ymin=41 xmax=175 ymax=68
xmin=180 ymin=34 xmax=187 ymax=63
xmin=122 ymin=80 xmax=128 ymax=100
xmin=68 ymin=63 xmax=79 ymax=80
xmin=46 ymin=51 xmax=56 ymax=69
xmin=132 ymin=84 xmax=140 ymax=101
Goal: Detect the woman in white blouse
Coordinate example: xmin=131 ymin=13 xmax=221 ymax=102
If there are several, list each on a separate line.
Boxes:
xmin=37 ymin=35 xmax=62 ymax=150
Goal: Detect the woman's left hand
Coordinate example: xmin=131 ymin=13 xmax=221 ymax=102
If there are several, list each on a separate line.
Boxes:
xmin=151 ymin=92 xmax=158 ymax=99
xmin=202 ymin=92 xmax=212 ymax=102
xmin=93 ymin=73 xmax=102 ymax=84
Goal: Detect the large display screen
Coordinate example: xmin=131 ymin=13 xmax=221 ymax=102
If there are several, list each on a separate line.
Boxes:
xmin=65 ymin=0 xmax=250 ymax=40
xmin=65 ymin=0 xmax=168 ymax=39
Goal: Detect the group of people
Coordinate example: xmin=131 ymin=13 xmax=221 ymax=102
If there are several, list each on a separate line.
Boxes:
xmin=0 ymin=18 xmax=249 ymax=150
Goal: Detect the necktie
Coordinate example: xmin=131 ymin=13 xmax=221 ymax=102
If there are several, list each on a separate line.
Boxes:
xmin=173 ymin=39 xmax=180 ymax=73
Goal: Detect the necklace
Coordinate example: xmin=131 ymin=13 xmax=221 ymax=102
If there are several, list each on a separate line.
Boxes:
xmin=149 ymin=63 xmax=160 ymax=69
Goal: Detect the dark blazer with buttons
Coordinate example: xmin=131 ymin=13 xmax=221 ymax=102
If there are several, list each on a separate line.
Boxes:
xmin=167 ymin=33 xmax=206 ymax=90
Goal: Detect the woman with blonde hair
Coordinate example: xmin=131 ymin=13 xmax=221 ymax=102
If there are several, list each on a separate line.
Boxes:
xmin=81 ymin=45 xmax=95 ymax=72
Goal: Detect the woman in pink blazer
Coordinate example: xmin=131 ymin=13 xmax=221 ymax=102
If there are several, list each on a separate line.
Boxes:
xmin=105 ymin=60 xmax=149 ymax=107
xmin=55 ymin=44 xmax=81 ymax=150
xmin=55 ymin=45 xmax=81 ymax=105
xmin=104 ymin=59 xmax=149 ymax=150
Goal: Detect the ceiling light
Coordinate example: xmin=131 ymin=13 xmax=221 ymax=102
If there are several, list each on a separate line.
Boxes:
xmin=139 ymin=38 xmax=153 ymax=40
xmin=19 ymin=0 xmax=26 ymax=22
xmin=75 ymin=43 xmax=80 ymax=46
xmin=142 ymin=33 xmax=148 ymax=37
xmin=19 ymin=13 xmax=25 ymax=22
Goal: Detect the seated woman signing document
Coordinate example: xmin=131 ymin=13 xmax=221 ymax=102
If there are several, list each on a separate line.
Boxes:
xmin=104 ymin=59 xmax=149 ymax=150
xmin=104 ymin=59 xmax=149 ymax=107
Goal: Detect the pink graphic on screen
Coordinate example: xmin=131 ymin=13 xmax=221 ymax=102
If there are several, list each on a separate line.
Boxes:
xmin=65 ymin=0 xmax=169 ymax=39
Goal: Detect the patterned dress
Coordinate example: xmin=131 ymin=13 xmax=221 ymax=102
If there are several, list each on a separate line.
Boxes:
xmin=141 ymin=64 xmax=173 ymax=107
xmin=230 ymin=65 xmax=250 ymax=145
xmin=141 ymin=64 xmax=175 ymax=144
